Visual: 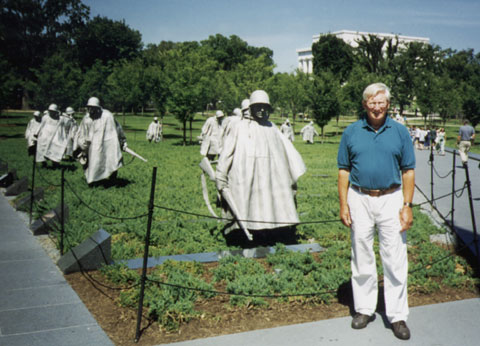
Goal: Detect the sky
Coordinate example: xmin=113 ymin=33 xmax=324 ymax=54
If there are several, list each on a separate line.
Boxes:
xmin=83 ymin=0 xmax=480 ymax=73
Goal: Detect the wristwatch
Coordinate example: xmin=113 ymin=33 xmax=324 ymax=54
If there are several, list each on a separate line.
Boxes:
xmin=403 ymin=202 xmax=413 ymax=208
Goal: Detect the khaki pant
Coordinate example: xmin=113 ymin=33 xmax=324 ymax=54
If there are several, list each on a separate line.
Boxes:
xmin=348 ymin=187 xmax=409 ymax=323
xmin=458 ymin=140 xmax=472 ymax=163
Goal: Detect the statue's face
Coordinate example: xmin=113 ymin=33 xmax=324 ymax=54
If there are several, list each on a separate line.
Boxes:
xmin=48 ymin=110 xmax=59 ymax=119
xmin=88 ymin=106 xmax=102 ymax=119
xmin=250 ymin=103 xmax=271 ymax=121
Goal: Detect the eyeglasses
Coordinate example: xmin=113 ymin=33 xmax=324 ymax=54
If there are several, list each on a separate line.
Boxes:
xmin=366 ymin=101 xmax=388 ymax=109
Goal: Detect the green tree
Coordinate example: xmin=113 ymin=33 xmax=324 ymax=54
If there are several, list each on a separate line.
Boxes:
xmin=355 ymin=34 xmax=387 ymax=74
xmin=165 ymin=48 xmax=217 ymax=145
xmin=311 ymin=34 xmax=354 ymax=83
xmin=201 ymin=34 xmax=274 ymax=71
xmin=28 ymin=53 xmax=82 ymax=110
xmin=266 ymin=70 xmax=309 ymax=131
xmin=78 ymin=60 xmax=112 ymax=108
xmin=75 ymin=15 xmax=143 ymax=70
xmin=463 ymin=84 xmax=480 ymax=127
xmin=0 ymin=0 xmax=89 ymax=108
xmin=307 ymin=72 xmax=340 ymax=142
xmin=0 ymin=54 xmax=17 ymax=113
xmin=436 ymin=73 xmax=462 ymax=125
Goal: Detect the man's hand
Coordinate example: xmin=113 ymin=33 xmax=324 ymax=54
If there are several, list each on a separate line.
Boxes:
xmin=399 ymin=206 xmax=413 ymax=232
xmin=340 ymin=204 xmax=352 ymax=228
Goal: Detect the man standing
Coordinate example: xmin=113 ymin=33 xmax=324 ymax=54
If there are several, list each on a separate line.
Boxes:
xmin=457 ymin=120 xmax=475 ymax=166
xmin=337 ymin=83 xmax=415 ymax=340
xmin=75 ymin=97 xmax=127 ymax=185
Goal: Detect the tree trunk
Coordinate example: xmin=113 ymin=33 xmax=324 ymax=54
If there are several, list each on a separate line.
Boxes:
xmin=189 ymin=117 xmax=193 ymax=145
xmin=183 ymin=119 xmax=187 ymax=146
xmin=21 ymin=87 xmax=30 ymax=110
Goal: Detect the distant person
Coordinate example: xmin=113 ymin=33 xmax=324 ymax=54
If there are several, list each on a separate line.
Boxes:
xmin=35 ymin=103 xmax=69 ymax=166
xmin=216 ymin=90 xmax=306 ymax=246
xmin=337 ymin=83 xmax=415 ymax=340
xmin=457 ymin=120 xmax=475 ymax=166
xmin=75 ymin=97 xmax=127 ymax=185
xmin=280 ymin=119 xmax=295 ymax=142
xmin=25 ymin=111 xmax=42 ymax=156
xmin=436 ymin=128 xmax=446 ymax=155
xmin=146 ymin=117 xmax=162 ymax=143
xmin=199 ymin=110 xmax=224 ymax=160
xmin=414 ymin=126 xmax=421 ymax=149
xmin=300 ymin=121 xmax=318 ymax=144
xmin=418 ymin=127 xmax=427 ymax=150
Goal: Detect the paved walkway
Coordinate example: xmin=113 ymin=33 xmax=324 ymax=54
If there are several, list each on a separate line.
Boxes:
xmin=0 ymin=193 xmax=113 ymax=346
xmin=413 ymin=147 xmax=480 ymax=256
xmin=1 ymin=146 xmax=479 ymax=346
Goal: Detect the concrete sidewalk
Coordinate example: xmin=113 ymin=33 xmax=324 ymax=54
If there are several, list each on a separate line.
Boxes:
xmin=0 ymin=193 xmax=113 ymax=346
xmin=157 ymin=298 xmax=480 ymax=346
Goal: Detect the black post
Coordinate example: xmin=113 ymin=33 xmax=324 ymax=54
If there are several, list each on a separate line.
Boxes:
xmin=60 ymin=168 xmax=65 ymax=256
xmin=135 ymin=166 xmax=157 ymax=343
xmin=463 ymin=164 xmax=479 ymax=265
xmin=430 ymin=143 xmax=434 ymax=204
xmin=29 ymin=148 xmax=37 ymax=225
xmin=451 ymin=150 xmax=456 ymax=230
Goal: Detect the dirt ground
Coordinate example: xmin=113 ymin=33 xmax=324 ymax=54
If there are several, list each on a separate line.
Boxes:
xmin=65 ymin=266 xmax=480 ymax=346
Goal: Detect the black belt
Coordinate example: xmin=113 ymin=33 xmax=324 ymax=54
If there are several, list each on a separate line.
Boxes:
xmin=351 ymin=184 xmax=400 ymax=197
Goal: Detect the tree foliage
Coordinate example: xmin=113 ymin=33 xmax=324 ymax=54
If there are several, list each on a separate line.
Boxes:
xmin=312 ymin=34 xmax=354 ymax=83
xmin=307 ymin=72 xmax=340 ymax=141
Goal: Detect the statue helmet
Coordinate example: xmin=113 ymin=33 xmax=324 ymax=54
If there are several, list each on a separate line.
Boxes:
xmin=48 ymin=104 xmax=59 ymax=113
xmin=241 ymin=99 xmax=250 ymax=111
xmin=232 ymin=108 xmax=241 ymax=117
xmin=216 ymin=110 xmax=224 ymax=118
xmin=86 ymin=97 xmax=101 ymax=108
xmin=66 ymin=107 xmax=75 ymax=115
xmin=249 ymin=90 xmax=272 ymax=110
xmin=33 ymin=111 xmax=41 ymax=117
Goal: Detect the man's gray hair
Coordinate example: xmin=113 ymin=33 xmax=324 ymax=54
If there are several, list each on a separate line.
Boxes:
xmin=363 ymin=83 xmax=391 ymax=102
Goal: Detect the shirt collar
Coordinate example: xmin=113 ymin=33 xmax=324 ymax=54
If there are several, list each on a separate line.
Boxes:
xmin=362 ymin=115 xmax=392 ymax=133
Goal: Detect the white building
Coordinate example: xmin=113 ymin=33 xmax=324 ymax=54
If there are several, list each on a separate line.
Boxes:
xmin=296 ymin=30 xmax=430 ymax=74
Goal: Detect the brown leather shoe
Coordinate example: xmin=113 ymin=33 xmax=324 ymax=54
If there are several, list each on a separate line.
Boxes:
xmin=351 ymin=313 xmax=374 ymax=329
xmin=392 ymin=321 xmax=410 ymax=340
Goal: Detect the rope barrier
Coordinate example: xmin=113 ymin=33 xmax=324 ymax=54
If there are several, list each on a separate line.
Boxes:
xmin=153 ymin=204 xmax=342 ymax=226
xmin=428 ymin=160 xmax=454 ymax=179
xmin=146 ymin=277 xmax=336 ymax=298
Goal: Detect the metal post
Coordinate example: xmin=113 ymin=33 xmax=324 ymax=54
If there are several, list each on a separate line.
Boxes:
xmin=451 ymin=150 xmax=456 ymax=230
xmin=463 ymin=164 xmax=479 ymax=264
xmin=135 ymin=166 xmax=157 ymax=343
xmin=430 ymin=143 xmax=434 ymax=204
xmin=60 ymin=168 xmax=65 ymax=256
xmin=29 ymin=148 xmax=37 ymax=225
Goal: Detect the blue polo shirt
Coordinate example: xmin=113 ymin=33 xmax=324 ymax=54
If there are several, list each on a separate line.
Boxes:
xmin=337 ymin=116 xmax=415 ymax=190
